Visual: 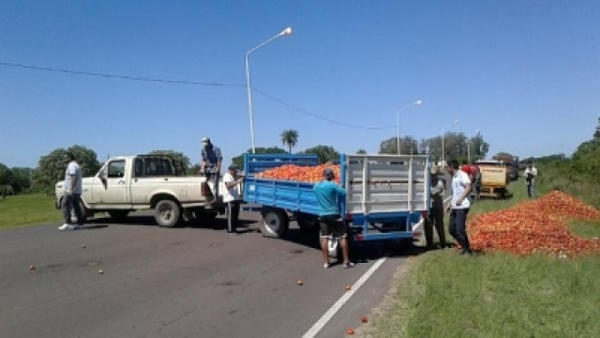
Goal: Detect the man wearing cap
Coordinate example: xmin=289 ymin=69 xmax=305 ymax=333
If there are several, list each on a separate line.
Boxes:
xmin=222 ymin=164 xmax=244 ymax=234
xmin=424 ymin=165 xmax=447 ymax=249
xmin=313 ymin=168 xmax=355 ymax=269
xmin=200 ymin=137 xmax=223 ymax=203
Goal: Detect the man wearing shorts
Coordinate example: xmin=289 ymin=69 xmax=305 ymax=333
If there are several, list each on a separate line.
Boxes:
xmin=313 ymin=168 xmax=354 ymax=269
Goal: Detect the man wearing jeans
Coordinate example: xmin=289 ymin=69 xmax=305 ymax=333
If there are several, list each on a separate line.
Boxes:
xmin=445 ymin=159 xmax=473 ymax=255
xmin=58 ymin=152 xmax=84 ymax=231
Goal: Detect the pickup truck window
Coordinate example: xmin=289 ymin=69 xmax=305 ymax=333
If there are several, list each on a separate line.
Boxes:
xmin=107 ymin=160 xmax=126 ymax=178
xmin=134 ymin=157 xmax=183 ymax=177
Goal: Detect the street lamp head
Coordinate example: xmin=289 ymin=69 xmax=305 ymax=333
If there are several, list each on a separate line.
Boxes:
xmin=415 ymin=100 xmax=423 ymax=105
xmin=280 ymin=27 xmax=293 ymax=36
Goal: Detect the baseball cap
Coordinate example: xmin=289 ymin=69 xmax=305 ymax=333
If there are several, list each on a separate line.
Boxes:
xmin=323 ymin=168 xmax=334 ymax=176
xmin=201 ymin=137 xmax=210 ymax=144
xmin=228 ymin=164 xmax=238 ymax=171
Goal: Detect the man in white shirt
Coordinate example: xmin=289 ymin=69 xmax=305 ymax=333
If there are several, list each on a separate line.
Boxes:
xmin=222 ymin=164 xmax=243 ymax=234
xmin=445 ymin=159 xmax=473 ymax=255
xmin=58 ymin=152 xmax=85 ymax=231
xmin=524 ymin=162 xmax=538 ymax=198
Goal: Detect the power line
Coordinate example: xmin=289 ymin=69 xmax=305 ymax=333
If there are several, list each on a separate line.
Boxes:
xmin=0 ymin=61 xmax=244 ymax=87
xmin=0 ymin=60 xmax=395 ymax=130
xmin=252 ymin=88 xmax=394 ymax=130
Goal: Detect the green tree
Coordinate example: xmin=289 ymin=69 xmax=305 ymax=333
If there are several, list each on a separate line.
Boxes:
xmin=493 ymin=152 xmax=513 ymax=161
xmin=467 ymin=132 xmax=490 ymax=162
xmin=9 ymin=167 xmax=32 ymax=194
xmin=148 ymin=150 xmax=191 ymax=170
xmin=302 ymin=145 xmax=340 ymax=164
xmin=231 ymin=146 xmax=288 ymax=170
xmin=32 ymin=145 xmax=101 ymax=190
xmin=0 ymin=163 xmax=13 ymax=186
xmin=379 ymin=136 xmax=419 ymax=155
xmin=594 ymin=117 xmax=600 ymax=139
xmin=280 ymin=129 xmax=299 ymax=154
xmin=356 ymin=149 xmax=367 ymax=154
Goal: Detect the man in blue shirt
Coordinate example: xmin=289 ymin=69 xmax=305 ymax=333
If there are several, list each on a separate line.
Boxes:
xmin=200 ymin=137 xmax=222 ymax=203
xmin=313 ymin=168 xmax=354 ymax=269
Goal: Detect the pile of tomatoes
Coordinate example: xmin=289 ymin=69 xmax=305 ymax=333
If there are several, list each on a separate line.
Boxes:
xmin=470 ymin=191 xmax=600 ymax=257
xmin=256 ymin=164 xmax=341 ymax=183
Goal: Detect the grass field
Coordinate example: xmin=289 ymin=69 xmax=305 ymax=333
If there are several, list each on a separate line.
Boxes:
xmin=360 ymin=176 xmax=600 ymax=338
xmin=0 ymin=194 xmax=61 ymax=228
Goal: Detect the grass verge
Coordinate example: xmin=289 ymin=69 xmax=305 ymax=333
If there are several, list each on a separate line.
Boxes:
xmin=360 ymin=177 xmax=600 ymax=338
xmin=0 ymin=194 xmax=61 ymax=228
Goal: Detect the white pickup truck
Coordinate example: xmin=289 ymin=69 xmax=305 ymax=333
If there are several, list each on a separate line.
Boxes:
xmin=55 ymin=154 xmax=232 ymax=227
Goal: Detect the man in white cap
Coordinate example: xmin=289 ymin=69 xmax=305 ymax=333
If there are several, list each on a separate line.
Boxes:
xmin=200 ymin=137 xmax=222 ymax=203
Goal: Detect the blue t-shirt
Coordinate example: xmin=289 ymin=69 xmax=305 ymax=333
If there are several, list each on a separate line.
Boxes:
xmin=313 ymin=180 xmax=346 ymax=217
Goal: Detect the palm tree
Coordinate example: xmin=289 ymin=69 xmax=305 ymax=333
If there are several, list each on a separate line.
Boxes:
xmin=280 ymin=129 xmax=299 ymax=154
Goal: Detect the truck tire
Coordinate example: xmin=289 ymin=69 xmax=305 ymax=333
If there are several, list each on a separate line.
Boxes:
xmin=260 ymin=209 xmax=289 ymax=238
xmin=108 ymin=210 xmax=130 ymax=221
xmin=154 ymin=199 xmax=181 ymax=228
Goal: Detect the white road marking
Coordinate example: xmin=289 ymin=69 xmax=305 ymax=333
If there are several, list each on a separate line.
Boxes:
xmin=301 ymin=257 xmax=387 ymax=338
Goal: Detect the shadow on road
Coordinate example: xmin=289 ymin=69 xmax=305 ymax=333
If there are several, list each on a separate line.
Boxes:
xmin=87 ymin=216 xmax=256 ymax=230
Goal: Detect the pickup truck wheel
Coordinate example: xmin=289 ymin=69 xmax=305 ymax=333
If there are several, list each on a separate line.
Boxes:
xmin=108 ymin=211 xmax=130 ymax=221
xmin=154 ymin=200 xmax=181 ymax=228
xmin=260 ymin=209 xmax=289 ymax=238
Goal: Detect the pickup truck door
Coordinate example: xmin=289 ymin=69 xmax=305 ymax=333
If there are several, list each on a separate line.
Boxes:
xmin=96 ymin=159 xmax=131 ymax=204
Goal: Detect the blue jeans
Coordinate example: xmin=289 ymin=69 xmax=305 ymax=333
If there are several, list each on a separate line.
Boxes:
xmin=449 ymin=208 xmax=470 ymax=251
xmin=62 ymin=193 xmax=84 ymax=225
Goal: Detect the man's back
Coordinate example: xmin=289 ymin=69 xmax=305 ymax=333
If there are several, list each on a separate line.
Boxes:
xmin=313 ymin=180 xmax=346 ymax=217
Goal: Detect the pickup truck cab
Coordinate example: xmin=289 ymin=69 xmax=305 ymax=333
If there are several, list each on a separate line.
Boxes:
xmin=55 ymin=154 xmax=231 ymax=227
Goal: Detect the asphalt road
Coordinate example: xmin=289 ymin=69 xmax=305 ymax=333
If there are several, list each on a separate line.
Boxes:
xmin=0 ymin=212 xmax=414 ymax=338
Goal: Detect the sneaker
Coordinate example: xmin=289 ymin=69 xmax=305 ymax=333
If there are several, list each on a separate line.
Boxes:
xmin=58 ymin=224 xmax=80 ymax=231
xmin=343 ymin=262 xmax=355 ymax=269
xmin=323 ymin=263 xmax=331 ymax=269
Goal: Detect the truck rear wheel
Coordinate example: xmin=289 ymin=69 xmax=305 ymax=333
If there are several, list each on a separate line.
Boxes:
xmin=154 ymin=199 xmax=181 ymax=228
xmin=260 ymin=209 xmax=289 ymax=238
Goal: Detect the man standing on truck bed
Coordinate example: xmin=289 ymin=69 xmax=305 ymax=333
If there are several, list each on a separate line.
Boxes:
xmin=446 ymin=159 xmax=473 ymax=255
xmin=314 ymin=168 xmax=355 ymax=269
xmin=58 ymin=152 xmax=85 ymax=231
xmin=200 ymin=137 xmax=222 ymax=203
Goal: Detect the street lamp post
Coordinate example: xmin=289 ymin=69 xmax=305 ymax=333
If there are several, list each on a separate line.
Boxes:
xmin=441 ymin=119 xmax=459 ymax=166
xmin=396 ymin=100 xmax=422 ymax=155
xmin=467 ymin=129 xmax=480 ymax=163
xmin=245 ymin=27 xmax=293 ymax=154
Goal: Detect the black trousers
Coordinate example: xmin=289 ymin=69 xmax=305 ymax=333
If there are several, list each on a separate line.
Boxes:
xmin=425 ymin=207 xmax=446 ymax=247
xmin=227 ymin=201 xmax=240 ymax=233
xmin=449 ymin=208 xmax=470 ymax=250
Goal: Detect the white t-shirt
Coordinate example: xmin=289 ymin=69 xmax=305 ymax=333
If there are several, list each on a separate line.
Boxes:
xmin=222 ymin=172 xmax=240 ymax=203
xmin=64 ymin=161 xmax=83 ymax=195
xmin=451 ymin=170 xmax=471 ymax=209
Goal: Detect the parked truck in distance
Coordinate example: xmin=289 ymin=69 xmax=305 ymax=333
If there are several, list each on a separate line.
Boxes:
xmin=242 ymin=153 xmax=431 ymax=256
xmin=474 ymin=159 xmax=511 ymax=198
xmin=55 ymin=154 xmax=232 ymax=227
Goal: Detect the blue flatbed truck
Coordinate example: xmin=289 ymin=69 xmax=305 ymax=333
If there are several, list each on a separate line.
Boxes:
xmin=242 ymin=153 xmax=432 ymax=255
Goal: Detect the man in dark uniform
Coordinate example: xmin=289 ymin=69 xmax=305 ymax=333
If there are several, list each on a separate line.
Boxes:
xmin=200 ymin=137 xmax=222 ymax=203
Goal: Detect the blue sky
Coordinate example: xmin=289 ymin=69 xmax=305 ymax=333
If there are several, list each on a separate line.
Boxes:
xmin=1 ymin=0 xmax=599 ymax=167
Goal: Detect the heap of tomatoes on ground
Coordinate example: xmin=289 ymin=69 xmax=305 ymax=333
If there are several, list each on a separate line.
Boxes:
xmin=255 ymin=164 xmax=341 ymax=183
xmin=470 ymin=190 xmax=600 ymax=257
